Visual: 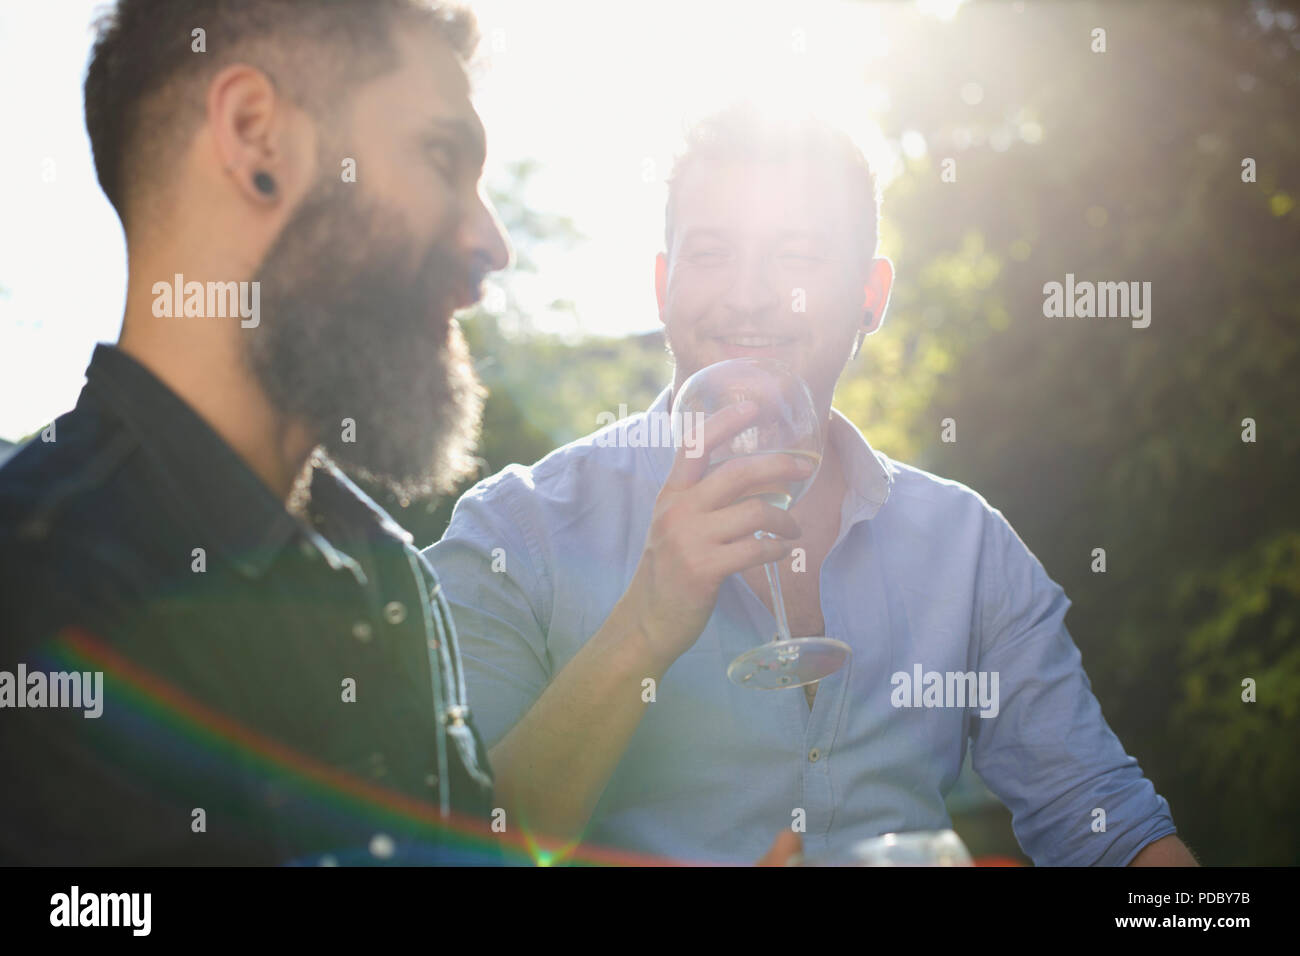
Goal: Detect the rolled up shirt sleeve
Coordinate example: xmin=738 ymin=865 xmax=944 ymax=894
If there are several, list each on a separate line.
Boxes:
xmin=423 ymin=468 xmax=551 ymax=750
xmin=968 ymin=507 xmax=1177 ymax=866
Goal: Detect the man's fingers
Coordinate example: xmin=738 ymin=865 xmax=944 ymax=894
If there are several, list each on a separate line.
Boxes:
xmin=696 ymin=452 xmax=814 ymax=512
xmin=708 ymin=531 xmax=798 ymax=580
xmin=709 ymin=496 xmax=801 ymax=543
xmin=757 ymin=830 xmax=803 ymax=867
xmin=664 ymin=400 xmax=758 ymax=489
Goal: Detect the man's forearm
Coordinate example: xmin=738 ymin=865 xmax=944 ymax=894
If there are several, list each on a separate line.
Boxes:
xmin=487 ymin=596 xmax=672 ymax=849
xmin=1128 ymin=834 xmax=1198 ymax=866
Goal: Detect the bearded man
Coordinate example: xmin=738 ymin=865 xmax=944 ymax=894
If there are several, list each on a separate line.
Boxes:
xmin=0 ymin=0 xmax=509 ymax=865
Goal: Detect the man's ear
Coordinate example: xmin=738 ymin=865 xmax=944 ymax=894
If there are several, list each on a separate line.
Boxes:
xmin=654 ymin=252 xmax=668 ymax=325
xmin=206 ymin=63 xmax=315 ymax=209
xmin=859 ymin=255 xmax=895 ymax=335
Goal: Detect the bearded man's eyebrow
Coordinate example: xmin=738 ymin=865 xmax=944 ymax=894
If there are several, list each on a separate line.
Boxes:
xmin=424 ymin=116 xmax=486 ymax=172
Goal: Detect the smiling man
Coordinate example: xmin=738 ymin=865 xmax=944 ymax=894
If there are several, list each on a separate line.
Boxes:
xmin=0 ymin=0 xmax=509 ymax=864
xmin=426 ymin=101 xmax=1196 ymax=866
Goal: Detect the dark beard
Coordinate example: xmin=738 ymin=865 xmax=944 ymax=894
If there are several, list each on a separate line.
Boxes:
xmin=243 ymin=185 xmax=485 ymax=501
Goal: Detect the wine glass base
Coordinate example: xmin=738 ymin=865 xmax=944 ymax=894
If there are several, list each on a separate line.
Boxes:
xmin=727 ymin=637 xmax=851 ymax=690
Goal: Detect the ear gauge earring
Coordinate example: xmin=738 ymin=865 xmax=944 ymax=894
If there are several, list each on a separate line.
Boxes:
xmin=252 ymin=171 xmax=276 ymax=196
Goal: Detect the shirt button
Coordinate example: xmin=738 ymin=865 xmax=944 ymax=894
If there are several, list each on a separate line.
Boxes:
xmin=369 ymin=833 xmax=395 ymax=860
xmin=383 ymin=601 xmax=407 ymax=625
xmin=299 ymin=540 xmax=316 ymax=560
xmin=368 ymin=752 xmax=387 ymax=779
xmin=352 ymin=621 xmax=373 ymax=642
xmin=808 ymin=747 xmax=822 ymax=763
xmin=425 ymin=773 xmax=439 ymax=789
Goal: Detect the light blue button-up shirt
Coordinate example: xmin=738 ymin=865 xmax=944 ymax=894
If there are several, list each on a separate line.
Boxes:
xmin=425 ymin=386 xmax=1177 ymax=865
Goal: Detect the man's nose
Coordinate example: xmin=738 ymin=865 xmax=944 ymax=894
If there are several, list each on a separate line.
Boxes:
xmin=723 ymin=250 xmax=780 ymax=316
xmin=459 ymin=187 xmax=513 ymax=276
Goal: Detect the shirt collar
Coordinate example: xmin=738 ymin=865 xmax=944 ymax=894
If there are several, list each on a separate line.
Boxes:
xmin=826 ymin=405 xmax=894 ymax=523
xmin=307 ymin=453 xmax=415 ymax=547
xmin=642 ymin=386 xmax=676 ymax=484
xmin=81 ymin=344 xmax=397 ymax=579
xmin=640 ymin=382 xmax=893 ymax=522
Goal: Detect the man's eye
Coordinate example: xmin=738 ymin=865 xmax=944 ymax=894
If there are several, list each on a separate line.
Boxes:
xmin=424 ymin=140 xmax=460 ymax=178
xmin=688 ymin=250 xmax=730 ymax=265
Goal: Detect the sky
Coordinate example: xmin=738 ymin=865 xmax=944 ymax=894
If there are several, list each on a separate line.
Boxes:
xmin=0 ymin=0 xmax=967 ymax=440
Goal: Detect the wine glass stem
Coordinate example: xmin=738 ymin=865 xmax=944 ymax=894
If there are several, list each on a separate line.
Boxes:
xmin=757 ymin=532 xmax=794 ymax=643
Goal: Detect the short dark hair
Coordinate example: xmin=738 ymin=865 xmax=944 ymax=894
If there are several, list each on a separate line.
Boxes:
xmin=664 ymin=100 xmax=882 ymax=259
xmin=84 ymin=0 xmax=478 ymax=227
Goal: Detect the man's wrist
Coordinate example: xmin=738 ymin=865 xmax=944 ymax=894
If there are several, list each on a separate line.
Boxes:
xmin=601 ymin=598 xmax=678 ymax=680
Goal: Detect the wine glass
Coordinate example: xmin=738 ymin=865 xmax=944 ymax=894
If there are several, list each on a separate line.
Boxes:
xmin=672 ymin=357 xmax=851 ymax=690
xmin=798 ymin=830 xmax=975 ymax=867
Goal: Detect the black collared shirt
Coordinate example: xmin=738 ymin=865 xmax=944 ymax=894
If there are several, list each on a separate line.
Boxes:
xmin=0 ymin=345 xmax=497 ymax=865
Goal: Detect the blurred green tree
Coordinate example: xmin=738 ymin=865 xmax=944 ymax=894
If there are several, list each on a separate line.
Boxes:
xmin=831 ymin=0 xmax=1299 ymax=864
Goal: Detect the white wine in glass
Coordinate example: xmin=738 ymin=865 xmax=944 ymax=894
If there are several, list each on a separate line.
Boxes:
xmin=672 ymin=357 xmax=851 ymax=690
